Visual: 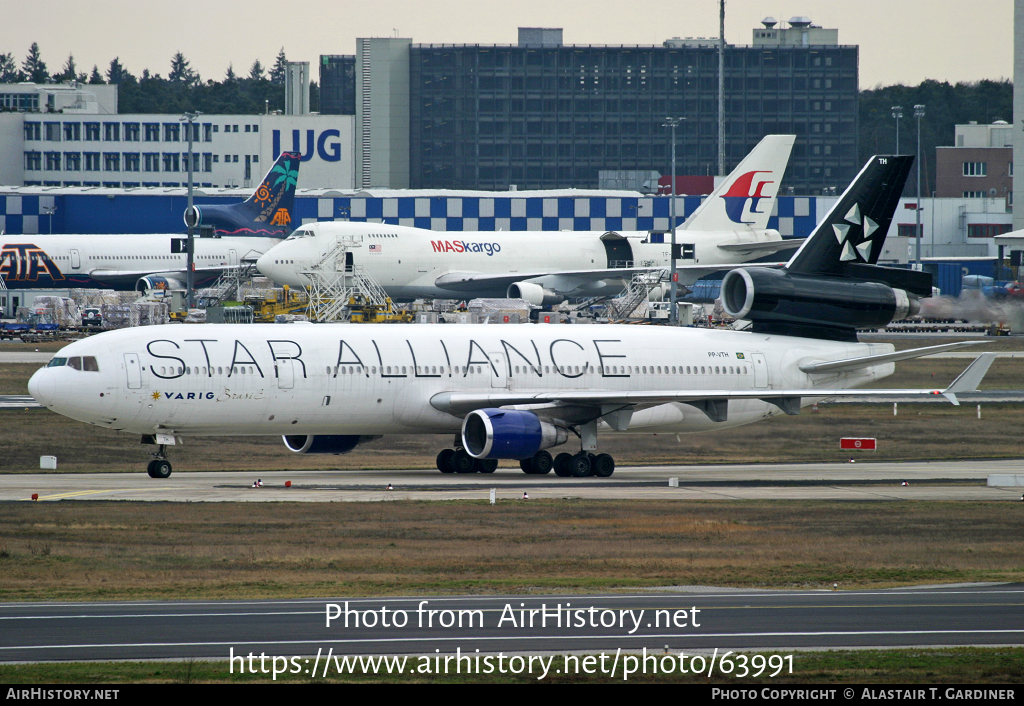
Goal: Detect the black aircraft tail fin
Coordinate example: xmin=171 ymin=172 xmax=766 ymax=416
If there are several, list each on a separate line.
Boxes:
xmin=189 ymin=151 xmax=301 ymax=238
xmin=720 ymin=155 xmax=931 ymax=342
xmin=785 ymin=156 xmax=914 ymax=277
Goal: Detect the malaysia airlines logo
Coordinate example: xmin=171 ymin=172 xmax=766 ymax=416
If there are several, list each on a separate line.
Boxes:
xmin=720 ymin=171 xmax=776 ymax=224
xmin=0 ymin=244 xmax=65 ymax=282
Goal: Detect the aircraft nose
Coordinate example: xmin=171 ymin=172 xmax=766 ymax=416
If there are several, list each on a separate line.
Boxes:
xmin=256 ymin=251 xmax=276 ymax=280
xmin=28 ymin=367 xmax=55 ymax=407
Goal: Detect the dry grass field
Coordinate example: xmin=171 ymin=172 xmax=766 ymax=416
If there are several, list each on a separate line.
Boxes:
xmin=0 ymin=500 xmax=1021 ymax=601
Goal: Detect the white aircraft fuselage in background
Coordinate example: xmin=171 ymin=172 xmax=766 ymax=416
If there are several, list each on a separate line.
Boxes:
xmin=257 ymin=223 xmax=788 ymax=301
xmin=0 ymin=235 xmax=277 ymax=291
xmin=257 ymin=135 xmax=798 ymax=303
xmin=0 ymin=151 xmax=302 ymax=292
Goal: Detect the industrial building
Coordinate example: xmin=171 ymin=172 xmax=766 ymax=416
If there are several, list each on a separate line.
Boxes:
xmin=342 ymin=20 xmax=859 ymax=193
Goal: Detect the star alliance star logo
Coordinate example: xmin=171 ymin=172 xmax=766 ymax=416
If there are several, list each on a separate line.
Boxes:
xmin=834 ymin=203 xmax=881 ymax=263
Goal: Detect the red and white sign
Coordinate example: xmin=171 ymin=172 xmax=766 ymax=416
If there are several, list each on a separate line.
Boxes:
xmin=840 ymin=437 xmax=877 ymax=450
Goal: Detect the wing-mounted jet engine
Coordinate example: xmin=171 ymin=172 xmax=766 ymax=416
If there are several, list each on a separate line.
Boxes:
xmin=282 ymin=435 xmax=381 ymax=454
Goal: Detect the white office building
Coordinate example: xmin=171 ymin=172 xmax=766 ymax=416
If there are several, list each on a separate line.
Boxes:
xmin=0 ymin=83 xmax=355 ymax=190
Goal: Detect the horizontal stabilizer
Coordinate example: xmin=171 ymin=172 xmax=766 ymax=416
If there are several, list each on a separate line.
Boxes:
xmin=716 ymin=239 xmax=801 ymax=253
xmin=942 ymin=352 xmax=996 ymax=405
xmin=799 ymin=341 xmax=984 ymax=374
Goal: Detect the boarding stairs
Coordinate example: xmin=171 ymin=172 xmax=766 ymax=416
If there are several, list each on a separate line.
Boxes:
xmin=301 ymin=235 xmax=390 ymax=322
xmin=604 ymin=271 xmax=664 ymax=319
xmin=197 ymin=265 xmax=254 ymax=307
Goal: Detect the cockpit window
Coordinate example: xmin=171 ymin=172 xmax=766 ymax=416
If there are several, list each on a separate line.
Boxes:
xmin=286 ymin=228 xmax=314 ymax=241
xmin=46 ymin=356 xmax=99 ymax=371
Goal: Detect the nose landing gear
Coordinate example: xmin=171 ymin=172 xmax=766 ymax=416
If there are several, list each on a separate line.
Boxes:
xmin=146 ymin=444 xmax=172 ymax=478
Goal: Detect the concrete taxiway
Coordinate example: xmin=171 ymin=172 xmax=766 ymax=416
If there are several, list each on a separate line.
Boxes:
xmin=2 ymin=459 xmax=1022 ymax=503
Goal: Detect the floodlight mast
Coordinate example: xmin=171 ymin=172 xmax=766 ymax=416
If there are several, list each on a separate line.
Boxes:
xmin=181 ymin=111 xmax=201 ymax=308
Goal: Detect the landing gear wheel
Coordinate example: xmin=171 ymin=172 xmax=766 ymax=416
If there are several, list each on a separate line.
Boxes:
xmin=149 ymin=459 xmax=172 ymax=479
xmin=436 ymin=449 xmax=456 ymax=473
xmin=593 ymin=453 xmax=615 ymax=478
xmin=519 ymin=458 xmax=533 ymax=474
xmin=477 ymin=459 xmax=498 ymax=474
xmin=452 ymin=449 xmax=477 ymax=473
xmin=530 ymin=450 xmax=553 ymax=475
xmin=570 ymin=452 xmax=592 ymax=478
xmin=553 ymin=453 xmax=573 ymax=477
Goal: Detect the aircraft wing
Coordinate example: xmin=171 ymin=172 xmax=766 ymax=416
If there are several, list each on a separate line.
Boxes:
xmin=431 ymin=354 xmax=996 ymax=421
xmin=715 ymin=239 xmax=802 ymax=254
xmin=433 ymin=267 xmax=665 ymax=293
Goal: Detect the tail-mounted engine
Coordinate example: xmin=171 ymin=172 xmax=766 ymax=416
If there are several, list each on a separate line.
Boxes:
xmin=721 ymin=267 xmax=922 ymax=341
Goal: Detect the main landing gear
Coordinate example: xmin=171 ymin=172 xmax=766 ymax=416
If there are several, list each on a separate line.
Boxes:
xmin=146 ymin=444 xmax=172 ymax=478
xmin=552 ymin=452 xmax=615 ymax=478
xmin=436 ymin=448 xmax=498 ymax=474
xmin=433 ymin=447 xmax=615 ymax=478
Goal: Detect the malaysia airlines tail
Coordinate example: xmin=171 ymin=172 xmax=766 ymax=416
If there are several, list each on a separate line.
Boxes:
xmin=678 ymin=135 xmax=795 ymax=232
xmin=190 ymin=151 xmax=302 ymax=237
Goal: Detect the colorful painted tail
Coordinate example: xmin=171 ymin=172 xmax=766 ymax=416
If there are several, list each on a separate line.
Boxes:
xmin=191 ymin=151 xmax=301 ymax=237
xmin=679 ymin=135 xmax=795 ymax=232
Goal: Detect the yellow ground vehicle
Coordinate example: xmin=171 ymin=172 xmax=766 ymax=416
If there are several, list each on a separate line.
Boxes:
xmin=347 ymin=295 xmax=414 ymax=323
xmin=247 ymin=286 xmax=310 ymax=323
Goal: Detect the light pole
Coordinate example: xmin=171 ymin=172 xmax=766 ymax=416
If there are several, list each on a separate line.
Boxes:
xmin=180 ymin=111 xmax=200 ymax=308
xmin=914 ymin=104 xmax=925 ymax=267
xmin=891 ymin=105 xmax=902 ymax=154
xmin=662 ymin=117 xmax=682 ymax=325
xmin=42 ymin=205 xmax=56 ymax=234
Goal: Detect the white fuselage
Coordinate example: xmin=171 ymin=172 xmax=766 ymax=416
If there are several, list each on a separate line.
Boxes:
xmin=256 ymin=221 xmax=784 ymax=299
xmin=0 ymin=234 xmax=283 ymax=290
xmin=29 ymin=323 xmax=893 ymax=440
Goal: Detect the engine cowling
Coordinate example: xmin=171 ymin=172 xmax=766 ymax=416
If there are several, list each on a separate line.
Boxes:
xmin=721 ymin=267 xmax=920 ymax=340
xmin=506 ymin=281 xmax=564 ymax=307
xmin=462 ymin=409 xmax=568 ymax=459
xmin=136 ymin=275 xmax=185 ymax=292
xmin=282 ymin=435 xmax=380 ymax=454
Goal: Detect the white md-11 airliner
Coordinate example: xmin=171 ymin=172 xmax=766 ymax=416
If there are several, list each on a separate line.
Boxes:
xmin=256 ymin=135 xmax=798 ymax=304
xmin=28 ymin=155 xmax=994 ymax=479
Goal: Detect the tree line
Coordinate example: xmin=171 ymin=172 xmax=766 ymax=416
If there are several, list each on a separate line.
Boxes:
xmin=0 ymin=43 xmax=317 ymax=114
xmin=2 ymin=42 xmax=1014 ymax=194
